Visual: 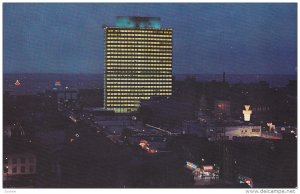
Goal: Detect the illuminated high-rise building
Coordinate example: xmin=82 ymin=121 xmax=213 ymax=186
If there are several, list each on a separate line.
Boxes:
xmin=104 ymin=16 xmax=173 ymax=113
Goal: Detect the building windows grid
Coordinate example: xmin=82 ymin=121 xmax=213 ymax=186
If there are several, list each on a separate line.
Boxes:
xmin=104 ymin=25 xmax=173 ymax=113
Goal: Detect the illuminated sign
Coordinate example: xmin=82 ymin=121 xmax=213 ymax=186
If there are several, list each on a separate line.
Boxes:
xmin=203 ymin=165 xmax=213 ymax=171
xmin=195 ymin=168 xmax=201 ymax=172
xmin=139 ymin=140 xmax=149 ymax=149
xmin=243 ymin=105 xmax=252 ymax=121
xmin=148 ymin=149 xmax=157 ymax=154
xmin=55 ymin=81 xmax=62 ymax=87
xmin=186 ymin=161 xmax=197 ymax=170
xmin=116 ymin=16 xmax=161 ymax=28
xmin=238 ymin=175 xmax=253 ymax=188
xmin=14 ymin=80 xmax=21 ymax=87
xmin=139 ymin=139 xmax=148 ymax=148
xmin=139 ymin=140 xmax=157 ymax=154
xmin=267 ymin=122 xmax=275 ymax=131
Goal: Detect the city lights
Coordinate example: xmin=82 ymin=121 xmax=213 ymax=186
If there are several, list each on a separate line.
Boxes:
xmin=3 ymin=4 xmax=297 ymax=189
xmin=243 ymin=105 xmax=252 ymax=121
xmin=14 ymin=79 xmax=21 ymax=87
xmin=267 ymin=122 xmax=276 ymax=132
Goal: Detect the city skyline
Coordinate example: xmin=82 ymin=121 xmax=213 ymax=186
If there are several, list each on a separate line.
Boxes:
xmin=2 ymin=3 xmax=298 ymax=190
xmin=4 ymin=3 xmax=297 ymax=74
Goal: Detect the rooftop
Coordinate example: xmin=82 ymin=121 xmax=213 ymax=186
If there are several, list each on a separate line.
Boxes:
xmin=116 ymin=16 xmax=161 ymax=28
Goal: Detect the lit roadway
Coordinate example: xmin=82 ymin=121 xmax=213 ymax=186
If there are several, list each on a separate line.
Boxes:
xmin=59 ymin=101 xmax=178 ymax=145
xmin=58 ymin=102 xmax=121 ymax=144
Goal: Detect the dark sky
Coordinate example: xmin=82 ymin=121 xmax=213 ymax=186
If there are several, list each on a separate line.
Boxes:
xmin=4 ymin=3 xmax=297 ymax=74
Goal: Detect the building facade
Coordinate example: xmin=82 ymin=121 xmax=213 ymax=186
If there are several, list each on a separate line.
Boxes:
xmin=224 ymin=125 xmax=262 ymax=140
xmin=104 ymin=16 xmax=173 ymax=113
xmin=4 ymin=152 xmax=36 ymax=178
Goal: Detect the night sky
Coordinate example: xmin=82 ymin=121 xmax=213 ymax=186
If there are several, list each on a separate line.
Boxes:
xmin=3 ymin=3 xmax=297 ymax=74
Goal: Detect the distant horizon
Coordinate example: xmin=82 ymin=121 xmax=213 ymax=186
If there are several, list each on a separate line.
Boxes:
xmin=3 ymin=73 xmax=296 ymax=93
xmin=3 ymin=72 xmax=298 ymax=75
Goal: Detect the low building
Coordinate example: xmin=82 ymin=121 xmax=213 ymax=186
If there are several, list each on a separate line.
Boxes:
xmin=4 ymin=152 xmax=37 ymax=188
xmin=139 ymin=96 xmax=198 ymax=128
xmin=56 ymin=89 xmax=78 ymax=102
xmin=4 ymin=152 xmax=36 ymax=177
xmin=224 ymin=125 xmax=261 ymax=140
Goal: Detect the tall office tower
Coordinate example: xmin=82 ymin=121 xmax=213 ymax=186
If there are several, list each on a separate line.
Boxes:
xmin=104 ymin=16 xmax=173 ymax=113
